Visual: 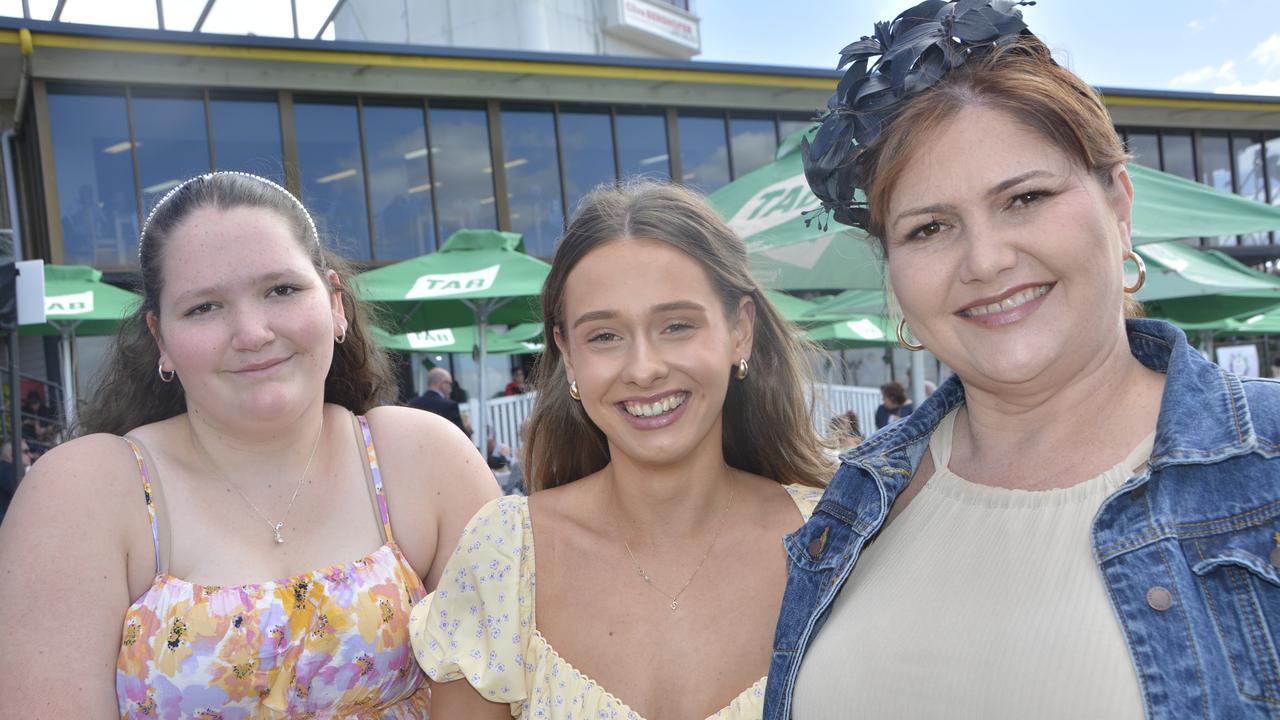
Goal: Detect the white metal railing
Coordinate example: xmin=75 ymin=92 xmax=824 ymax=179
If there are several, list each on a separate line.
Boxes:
xmin=462 ymin=384 xmax=881 ymax=454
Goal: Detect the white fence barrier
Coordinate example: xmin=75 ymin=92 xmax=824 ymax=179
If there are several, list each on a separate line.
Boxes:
xmin=463 ymin=383 xmax=882 ymax=454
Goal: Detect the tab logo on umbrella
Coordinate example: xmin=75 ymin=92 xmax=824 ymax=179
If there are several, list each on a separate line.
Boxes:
xmin=405 ymin=328 xmax=457 ymax=350
xmin=45 ymin=291 xmax=95 ymax=316
xmin=727 ymin=175 xmax=821 ymax=239
xmin=406 ymin=265 xmax=501 ymax=299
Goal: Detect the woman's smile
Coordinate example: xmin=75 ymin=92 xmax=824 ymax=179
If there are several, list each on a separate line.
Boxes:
xmin=956 ymin=282 xmax=1055 ymax=327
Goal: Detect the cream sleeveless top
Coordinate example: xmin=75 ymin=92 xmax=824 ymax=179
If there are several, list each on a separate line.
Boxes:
xmin=792 ymin=409 xmax=1151 ymax=719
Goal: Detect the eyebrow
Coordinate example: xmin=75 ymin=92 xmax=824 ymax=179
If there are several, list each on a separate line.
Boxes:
xmin=173 ymin=270 xmax=302 ymax=306
xmin=570 ymin=300 xmax=708 ymax=329
xmin=892 ymin=170 xmax=1056 ymax=227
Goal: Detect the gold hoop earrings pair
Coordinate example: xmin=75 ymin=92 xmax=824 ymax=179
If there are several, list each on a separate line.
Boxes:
xmin=157 ymin=359 xmax=176 ymax=383
xmin=569 ymin=380 xmax=581 ymax=401
xmin=735 ymin=358 xmax=749 ymax=380
xmin=896 ymin=319 xmax=924 ymax=352
xmin=1124 ymin=250 xmax=1146 ymax=294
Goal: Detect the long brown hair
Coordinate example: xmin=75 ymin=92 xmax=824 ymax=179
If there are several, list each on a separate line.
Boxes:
xmin=78 ymin=173 xmax=397 ymax=436
xmin=523 ymin=181 xmax=830 ymax=491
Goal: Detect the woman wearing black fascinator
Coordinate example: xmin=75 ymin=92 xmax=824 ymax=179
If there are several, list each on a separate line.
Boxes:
xmin=765 ymin=2 xmax=1280 ymax=718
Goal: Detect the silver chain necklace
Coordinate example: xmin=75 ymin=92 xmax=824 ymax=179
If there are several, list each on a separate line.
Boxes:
xmin=201 ymin=415 xmax=325 ymax=544
xmin=611 ymin=479 xmax=736 ymax=611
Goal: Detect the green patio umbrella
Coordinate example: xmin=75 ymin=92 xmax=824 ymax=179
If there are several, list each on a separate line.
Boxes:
xmin=354 ymin=230 xmax=551 ymax=448
xmin=806 ymin=315 xmax=897 ymax=349
xmin=18 ymin=264 xmax=141 ymax=429
xmin=1129 ymin=163 xmax=1280 ymax=243
xmin=1134 ymin=241 xmax=1280 ymax=324
xmin=763 ymin=290 xmax=849 ymax=327
xmin=804 ymin=288 xmax=890 ymax=319
xmin=371 ymin=324 xmax=543 ymax=355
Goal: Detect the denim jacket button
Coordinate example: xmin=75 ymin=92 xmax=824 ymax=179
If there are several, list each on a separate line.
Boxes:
xmin=1146 ymin=586 xmax=1173 ymax=611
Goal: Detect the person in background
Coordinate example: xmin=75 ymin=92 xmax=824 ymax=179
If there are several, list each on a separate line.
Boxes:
xmin=874 ymin=380 xmax=914 ymax=430
xmin=412 ymin=181 xmax=830 ymax=719
xmin=765 ymin=2 xmax=1280 ymax=718
xmin=408 ymin=366 xmax=467 ymax=435
xmin=21 ymin=391 xmax=56 ymax=454
xmin=503 ymin=366 xmax=529 ymax=396
xmin=827 ymin=412 xmax=862 ymax=455
xmin=0 ymin=172 xmax=497 ymax=716
xmin=0 ymin=438 xmax=32 ymax=528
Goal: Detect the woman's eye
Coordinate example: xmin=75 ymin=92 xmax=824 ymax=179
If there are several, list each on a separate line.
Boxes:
xmin=907 ymin=221 xmax=945 ymax=241
xmin=1009 ymin=190 xmax=1049 ymax=209
xmin=587 ymin=331 xmax=619 ymax=344
xmin=184 ymin=302 xmax=216 ymax=317
xmin=663 ymin=321 xmax=695 ymax=334
xmin=269 ymin=284 xmax=300 ymax=298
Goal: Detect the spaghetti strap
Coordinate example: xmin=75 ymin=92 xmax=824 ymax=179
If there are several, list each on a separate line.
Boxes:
xmin=122 ymin=438 xmax=161 ymax=575
xmin=356 ymin=415 xmax=397 ymax=545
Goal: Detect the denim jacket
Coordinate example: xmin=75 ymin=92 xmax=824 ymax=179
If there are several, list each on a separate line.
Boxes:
xmin=765 ymin=319 xmax=1280 ymax=719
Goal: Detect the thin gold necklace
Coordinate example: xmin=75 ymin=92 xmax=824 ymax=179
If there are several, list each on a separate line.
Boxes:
xmin=611 ymin=479 xmax=736 ymax=611
xmin=199 ymin=415 xmax=325 ymax=545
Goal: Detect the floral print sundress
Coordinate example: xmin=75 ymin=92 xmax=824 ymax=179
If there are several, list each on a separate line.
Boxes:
xmin=116 ymin=415 xmax=430 ymax=719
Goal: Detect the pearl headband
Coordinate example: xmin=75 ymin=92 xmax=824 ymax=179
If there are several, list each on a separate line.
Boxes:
xmin=138 ymin=171 xmax=321 ymax=259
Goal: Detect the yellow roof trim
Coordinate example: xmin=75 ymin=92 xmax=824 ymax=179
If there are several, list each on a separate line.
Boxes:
xmin=0 ymin=29 xmax=835 ymax=91
xmin=1103 ymin=93 xmax=1280 ymax=113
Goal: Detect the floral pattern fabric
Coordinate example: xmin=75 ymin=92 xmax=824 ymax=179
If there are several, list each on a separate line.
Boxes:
xmin=409 ymin=484 xmax=824 ymax=720
xmin=116 ymin=415 xmax=429 ymax=719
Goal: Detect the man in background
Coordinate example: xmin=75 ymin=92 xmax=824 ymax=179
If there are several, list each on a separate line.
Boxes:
xmin=0 ymin=438 xmax=32 ymax=528
xmin=408 ymin=367 xmax=468 ymax=435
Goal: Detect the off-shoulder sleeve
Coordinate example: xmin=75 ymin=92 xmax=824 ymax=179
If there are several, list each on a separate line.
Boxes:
xmin=784 ymin=483 xmax=825 ymax=521
xmin=409 ymin=495 xmax=534 ymax=704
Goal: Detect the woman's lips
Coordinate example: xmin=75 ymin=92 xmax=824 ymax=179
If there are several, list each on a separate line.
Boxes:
xmin=956 ymin=283 xmax=1054 ymax=328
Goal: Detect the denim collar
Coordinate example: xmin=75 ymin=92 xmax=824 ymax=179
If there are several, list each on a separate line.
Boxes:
xmin=843 ymin=318 xmax=1256 ymax=489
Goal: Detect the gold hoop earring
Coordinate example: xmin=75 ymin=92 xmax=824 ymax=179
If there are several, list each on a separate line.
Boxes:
xmin=157 ymin=359 xmax=176 ymax=383
xmin=896 ymin=319 xmax=924 ymax=352
xmin=335 ymin=325 xmax=347 ymax=344
xmin=568 ymin=380 xmax=581 ymax=401
xmin=1123 ymin=250 xmax=1146 ymax=294
xmin=735 ymin=358 xmax=749 ymax=380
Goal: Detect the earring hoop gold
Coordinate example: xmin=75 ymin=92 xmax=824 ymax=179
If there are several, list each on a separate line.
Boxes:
xmin=157 ymin=359 xmax=176 ymax=383
xmin=569 ymin=380 xmax=581 ymax=401
xmin=1123 ymin=250 xmax=1146 ymax=294
xmin=735 ymin=358 xmax=749 ymax=380
xmin=335 ymin=324 xmax=347 ymax=344
xmin=896 ymin=319 xmax=925 ymax=352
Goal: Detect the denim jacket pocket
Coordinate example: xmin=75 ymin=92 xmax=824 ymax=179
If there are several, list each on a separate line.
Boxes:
xmin=1189 ymin=528 xmax=1280 ymax=704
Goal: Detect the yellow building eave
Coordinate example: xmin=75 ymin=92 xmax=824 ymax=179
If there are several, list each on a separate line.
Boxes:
xmin=0 ymin=28 xmax=836 ymax=91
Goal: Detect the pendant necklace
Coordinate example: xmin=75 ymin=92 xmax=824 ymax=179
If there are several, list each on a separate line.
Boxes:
xmin=612 ymin=479 xmax=736 ymax=611
xmin=208 ymin=414 xmax=324 ymax=544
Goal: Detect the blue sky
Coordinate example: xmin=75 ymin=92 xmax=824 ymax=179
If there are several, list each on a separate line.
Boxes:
xmin=695 ymin=0 xmax=1280 ymax=96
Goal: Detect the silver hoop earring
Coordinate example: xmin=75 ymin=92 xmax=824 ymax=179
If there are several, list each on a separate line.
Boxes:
xmin=157 ymin=359 xmax=176 ymax=383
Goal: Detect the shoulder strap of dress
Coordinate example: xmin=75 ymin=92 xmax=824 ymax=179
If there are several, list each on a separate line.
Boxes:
xmin=122 ymin=437 xmax=161 ymax=575
xmin=356 ymin=415 xmax=397 ymax=545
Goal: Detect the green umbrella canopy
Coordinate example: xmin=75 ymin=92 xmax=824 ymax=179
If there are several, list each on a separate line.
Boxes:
xmin=18 ymin=264 xmax=141 ymax=337
xmin=1134 ymin=241 xmax=1280 ymax=324
xmin=709 ymin=130 xmax=1280 ymax=292
xmin=1176 ymin=309 xmax=1280 ymax=336
xmin=354 ymin=230 xmax=550 ymax=333
xmin=371 ymin=323 xmax=543 ymax=355
xmin=762 ymin=290 xmax=846 ymax=327
xmin=804 ymin=288 xmax=890 ymax=319
xmin=805 ymin=315 xmax=897 ymax=349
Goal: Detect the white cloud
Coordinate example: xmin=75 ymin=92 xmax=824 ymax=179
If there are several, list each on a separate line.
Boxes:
xmin=1249 ymin=33 xmax=1280 ymax=70
xmin=1170 ymin=60 xmax=1237 ymax=88
xmin=1215 ymin=78 xmax=1280 ymax=96
xmin=1187 ymin=19 xmax=1204 ymax=33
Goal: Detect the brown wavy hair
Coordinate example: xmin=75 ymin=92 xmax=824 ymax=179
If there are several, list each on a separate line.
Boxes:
xmin=78 ymin=173 xmax=397 ymax=436
xmin=522 ymin=181 xmax=830 ymax=492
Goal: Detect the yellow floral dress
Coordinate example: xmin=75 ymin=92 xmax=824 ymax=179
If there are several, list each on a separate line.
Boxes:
xmin=409 ymin=484 xmax=823 ymax=720
xmin=116 ymin=415 xmax=429 ymax=719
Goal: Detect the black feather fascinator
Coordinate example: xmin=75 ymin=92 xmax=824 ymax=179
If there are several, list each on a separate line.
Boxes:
xmin=802 ymin=0 xmax=1036 ymax=231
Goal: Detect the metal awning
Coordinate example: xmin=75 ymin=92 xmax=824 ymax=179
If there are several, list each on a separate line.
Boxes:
xmin=6 ymin=0 xmax=347 ymax=40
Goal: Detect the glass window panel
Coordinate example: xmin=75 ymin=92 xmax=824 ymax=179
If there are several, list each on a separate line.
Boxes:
xmin=501 ymin=108 xmax=563 ymax=259
xmin=1126 ymin=131 xmax=1160 ymax=169
xmin=1265 ymin=134 xmax=1280 ymax=206
xmin=616 ymin=112 xmax=669 ymax=181
xmin=48 ymin=89 xmax=140 ymax=267
xmin=1161 ymin=132 xmax=1195 ymax=181
xmin=558 ymin=109 xmax=616 ymax=216
xmin=295 ymin=100 xmax=370 ymax=260
xmin=778 ymin=116 xmax=813 ymax=143
xmin=363 ymin=103 xmax=436 ymax=260
xmin=1233 ymin=133 xmax=1268 ymax=245
xmin=730 ymin=116 xmax=778 ymax=178
xmin=210 ymin=95 xmax=284 ymax=184
xmin=132 ymin=94 xmax=211 ymax=220
xmin=428 ymin=105 xmax=497 ymax=241
xmin=677 ymin=113 xmax=730 ymax=193
xmin=1200 ymin=134 xmax=1234 ymax=246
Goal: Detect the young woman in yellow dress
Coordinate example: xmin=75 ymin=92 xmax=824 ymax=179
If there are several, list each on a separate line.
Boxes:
xmin=410 ymin=182 xmax=831 ymax=719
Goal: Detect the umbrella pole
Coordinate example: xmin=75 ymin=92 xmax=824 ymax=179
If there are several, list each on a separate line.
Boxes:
xmin=474 ymin=302 xmax=489 ymax=454
xmin=59 ymin=330 xmax=76 ymax=434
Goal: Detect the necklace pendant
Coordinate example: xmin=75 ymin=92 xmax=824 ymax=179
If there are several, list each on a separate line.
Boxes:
xmin=273 ymin=522 xmax=285 ymax=544
xmin=670 ymin=600 xmax=679 ymax=611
